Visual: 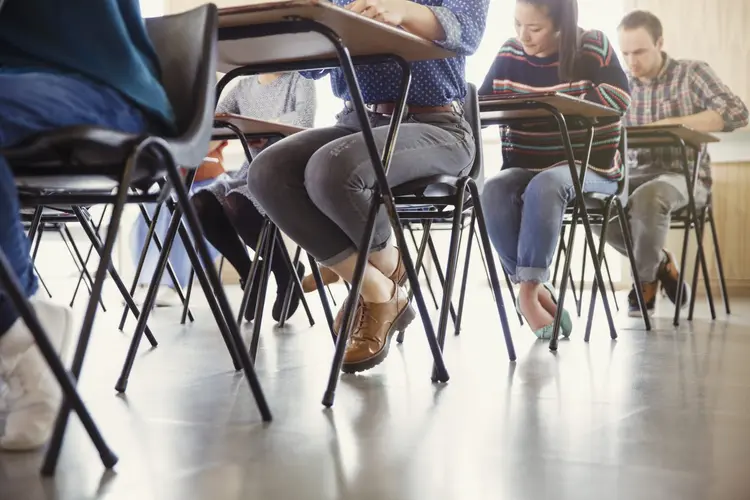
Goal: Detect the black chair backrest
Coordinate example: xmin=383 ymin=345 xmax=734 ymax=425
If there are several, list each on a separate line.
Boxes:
xmin=464 ymin=83 xmax=485 ymax=193
xmin=616 ymin=127 xmax=629 ymax=203
xmin=145 ymin=4 xmax=218 ymax=168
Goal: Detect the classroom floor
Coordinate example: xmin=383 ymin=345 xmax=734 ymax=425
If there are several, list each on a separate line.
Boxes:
xmin=1 ymin=276 xmax=749 ymax=500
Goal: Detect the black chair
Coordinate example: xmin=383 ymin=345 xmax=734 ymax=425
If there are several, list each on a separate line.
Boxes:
xmin=661 ymin=190 xmax=728 ymax=322
xmin=571 ymin=131 xmax=652 ymax=339
xmin=390 ymin=83 xmax=516 ymax=362
xmin=2 ymin=5 xmax=271 ymax=475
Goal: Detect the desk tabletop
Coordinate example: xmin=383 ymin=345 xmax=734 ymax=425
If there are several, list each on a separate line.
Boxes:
xmin=626 ymin=124 xmax=720 ymax=148
xmin=479 ymin=92 xmax=621 ymax=121
xmin=213 ymin=113 xmax=307 ymax=140
xmin=217 ymin=0 xmax=454 ymax=72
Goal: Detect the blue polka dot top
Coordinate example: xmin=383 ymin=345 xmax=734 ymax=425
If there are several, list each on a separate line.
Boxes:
xmin=304 ymin=0 xmax=489 ymax=105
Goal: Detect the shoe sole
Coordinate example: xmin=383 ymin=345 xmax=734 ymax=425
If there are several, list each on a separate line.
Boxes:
xmin=628 ymin=308 xmax=655 ymax=318
xmin=341 ymin=304 xmax=416 ymax=374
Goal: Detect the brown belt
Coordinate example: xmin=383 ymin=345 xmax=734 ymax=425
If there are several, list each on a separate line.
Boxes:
xmin=345 ymin=101 xmax=457 ymax=115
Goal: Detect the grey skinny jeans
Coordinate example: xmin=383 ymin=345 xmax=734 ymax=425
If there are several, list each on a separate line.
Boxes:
xmin=248 ymin=105 xmax=474 ymax=267
xmin=595 ymin=172 xmax=709 ymax=282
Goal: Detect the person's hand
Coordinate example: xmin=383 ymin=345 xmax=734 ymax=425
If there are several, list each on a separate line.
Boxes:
xmin=345 ymin=0 xmax=408 ymax=26
xmin=248 ymin=138 xmax=268 ymax=148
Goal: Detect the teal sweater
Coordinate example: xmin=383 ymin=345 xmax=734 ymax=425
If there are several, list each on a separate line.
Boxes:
xmin=0 ymin=0 xmax=175 ymax=128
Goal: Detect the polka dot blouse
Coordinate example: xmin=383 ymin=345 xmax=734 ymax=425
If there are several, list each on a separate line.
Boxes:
xmin=303 ymin=0 xmax=489 ymax=106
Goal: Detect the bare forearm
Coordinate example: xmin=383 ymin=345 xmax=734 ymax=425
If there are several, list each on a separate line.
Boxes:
xmin=401 ymin=1 xmax=445 ymax=41
xmin=656 ymin=110 xmax=725 ymax=132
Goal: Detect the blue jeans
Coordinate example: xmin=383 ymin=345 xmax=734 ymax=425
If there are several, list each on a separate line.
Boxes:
xmin=482 ymin=164 xmax=618 ymax=284
xmin=130 ymin=179 xmax=219 ymax=288
xmin=0 ymin=71 xmax=149 ymax=335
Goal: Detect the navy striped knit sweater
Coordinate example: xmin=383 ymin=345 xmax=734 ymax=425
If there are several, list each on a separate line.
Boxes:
xmin=479 ymin=30 xmax=631 ymax=180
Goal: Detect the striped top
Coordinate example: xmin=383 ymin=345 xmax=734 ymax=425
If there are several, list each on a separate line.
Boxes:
xmin=479 ymin=30 xmax=631 ymax=180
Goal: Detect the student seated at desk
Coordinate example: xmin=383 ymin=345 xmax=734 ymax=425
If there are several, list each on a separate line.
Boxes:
xmin=602 ymin=10 xmax=749 ymax=316
xmin=249 ymin=0 xmax=485 ymax=373
xmin=0 ymin=0 xmax=173 ymax=450
xmin=478 ymin=0 xmax=631 ymax=339
xmin=191 ymin=72 xmax=316 ymax=323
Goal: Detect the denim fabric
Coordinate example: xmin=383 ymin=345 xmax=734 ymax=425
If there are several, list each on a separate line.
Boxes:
xmin=482 ymin=164 xmax=618 ymax=284
xmin=0 ymin=71 xmax=148 ymax=334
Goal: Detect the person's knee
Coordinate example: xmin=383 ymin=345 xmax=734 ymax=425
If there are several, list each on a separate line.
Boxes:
xmin=247 ymin=148 xmax=295 ymax=210
xmin=304 ymin=138 xmax=363 ymax=209
xmin=523 ymin=169 xmax=573 ymax=208
xmin=628 ymin=182 xmax=675 ymax=217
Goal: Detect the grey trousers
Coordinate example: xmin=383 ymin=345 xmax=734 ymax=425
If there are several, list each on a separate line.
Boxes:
xmin=247 ymin=106 xmax=474 ymax=267
xmin=596 ymin=172 xmax=709 ymax=282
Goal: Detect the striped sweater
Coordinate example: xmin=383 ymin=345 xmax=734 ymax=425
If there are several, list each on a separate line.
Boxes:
xmin=479 ymin=30 xmax=631 ymax=180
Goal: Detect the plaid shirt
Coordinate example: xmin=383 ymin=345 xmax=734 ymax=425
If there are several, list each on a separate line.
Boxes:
xmin=624 ymin=53 xmax=749 ymax=186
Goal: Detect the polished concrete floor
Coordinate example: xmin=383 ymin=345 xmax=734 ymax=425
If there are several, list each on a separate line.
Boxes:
xmin=2 ymin=274 xmax=750 ymax=500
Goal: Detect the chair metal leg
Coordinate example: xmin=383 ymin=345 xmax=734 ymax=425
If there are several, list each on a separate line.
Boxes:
xmin=278 ymin=242 xmax=315 ymax=328
xmin=70 ymin=206 xmax=108 ymax=307
xmin=688 ymin=207 xmax=707 ymax=321
xmin=181 ymin=268 xmax=195 ymax=325
xmin=119 ymin=202 xmax=194 ymax=331
xmin=249 ymin=225 xmax=277 ymax=362
xmin=165 ymin=158 xmax=271 ymax=421
xmin=237 ymin=219 xmax=270 ymax=325
xmin=26 ymin=207 xmax=44 ymax=245
xmin=673 ymin=222 xmax=691 ymax=326
xmin=430 ymin=184 xmax=468 ymax=380
xmin=584 ymin=201 xmax=613 ymax=341
xmin=708 ymin=204 xmax=730 ymax=314
xmin=427 ymin=232 xmax=458 ymax=325
xmin=398 ymin=217 xmax=439 ymax=345
xmin=116 ymin=204 xmax=243 ymax=393
xmin=552 ymin=225 xmax=566 ymax=287
xmin=309 ymin=254 xmax=337 ymax=340
xmin=72 ymin=208 xmax=158 ymax=347
xmin=602 ymin=251 xmax=619 ymax=312
xmin=60 ymin=225 xmax=105 ymax=312
xmin=577 ymin=243 xmax=586 ymax=317
xmin=616 ymin=200 xmax=651 ymax=330
xmin=468 ymin=180 xmax=516 ymax=361
xmin=0 ymin=250 xmax=117 ymax=476
xmin=42 ymin=154 xmax=140 ymax=476
xmin=406 ymin=222 xmax=439 ymax=310
xmin=34 ymin=264 xmax=53 ymax=299
xmin=455 ymin=210 xmax=476 ymax=336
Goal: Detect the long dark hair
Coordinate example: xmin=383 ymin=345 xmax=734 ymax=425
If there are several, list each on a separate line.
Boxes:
xmin=520 ymin=0 xmax=581 ymax=82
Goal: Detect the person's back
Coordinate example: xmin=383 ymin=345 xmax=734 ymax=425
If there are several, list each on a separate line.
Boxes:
xmin=0 ymin=0 xmax=173 ymax=127
xmin=0 ymin=0 xmax=174 ymax=451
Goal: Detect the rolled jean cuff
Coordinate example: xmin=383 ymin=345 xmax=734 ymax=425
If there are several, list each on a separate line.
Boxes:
xmin=516 ymin=266 xmax=549 ymax=284
xmin=320 ymin=246 xmax=357 ymax=268
xmin=317 ymin=233 xmax=391 ymax=268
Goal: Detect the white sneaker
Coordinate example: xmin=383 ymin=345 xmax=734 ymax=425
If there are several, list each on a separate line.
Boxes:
xmin=0 ymin=296 xmax=74 ymax=451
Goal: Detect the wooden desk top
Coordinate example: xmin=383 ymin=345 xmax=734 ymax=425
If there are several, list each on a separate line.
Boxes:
xmin=213 ymin=113 xmax=307 ymax=140
xmin=626 ymin=125 xmax=720 ymax=149
xmin=217 ymin=0 xmax=454 ymax=72
xmin=479 ymin=92 xmax=621 ymax=121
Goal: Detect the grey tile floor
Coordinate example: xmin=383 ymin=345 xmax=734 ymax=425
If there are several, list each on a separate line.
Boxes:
xmin=1 ymin=278 xmax=749 ymax=500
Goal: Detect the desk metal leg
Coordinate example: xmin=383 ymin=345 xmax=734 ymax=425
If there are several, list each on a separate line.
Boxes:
xmin=320 ymin=42 xmax=449 ymax=407
xmin=218 ymin=21 xmax=452 ymax=405
xmin=549 ymin=114 xmax=616 ymax=351
xmin=674 ymin=144 xmax=715 ymax=326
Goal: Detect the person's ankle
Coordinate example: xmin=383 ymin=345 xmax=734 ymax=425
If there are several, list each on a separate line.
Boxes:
xmin=362 ymin=279 xmax=395 ymax=304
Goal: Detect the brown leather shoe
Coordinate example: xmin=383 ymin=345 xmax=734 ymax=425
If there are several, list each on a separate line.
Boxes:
xmin=389 ymin=248 xmax=408 ymax=287
xmin=342 ymin=286 xmax=415 ymax=373
xmin=301 ymin=266 xmax=341 ymax=293
xmin=331 ymin=250 xmax=408 ymax=335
